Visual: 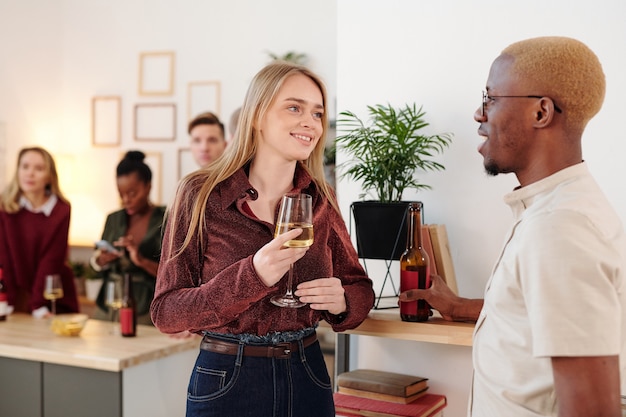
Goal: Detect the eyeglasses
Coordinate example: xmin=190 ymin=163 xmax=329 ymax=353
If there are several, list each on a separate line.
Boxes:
xmin=481 ymin=91 xmax=562 ymax=116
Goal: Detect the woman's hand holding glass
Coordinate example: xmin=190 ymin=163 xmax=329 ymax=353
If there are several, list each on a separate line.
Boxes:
xmin=253 ymin=228 xmax=309 ymax=287
xmin=270 ymin=193 xmax=313 ymax=308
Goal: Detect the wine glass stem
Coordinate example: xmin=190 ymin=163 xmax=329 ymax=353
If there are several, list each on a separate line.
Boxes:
xmin=51 ymin=300 xmax=56 ymax=316
xmin=285 ymin=264 xmax=295 ymax=297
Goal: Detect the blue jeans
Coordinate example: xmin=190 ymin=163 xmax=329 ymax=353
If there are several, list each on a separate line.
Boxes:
xmin=186 ymin=336 xmax=334 ymax=417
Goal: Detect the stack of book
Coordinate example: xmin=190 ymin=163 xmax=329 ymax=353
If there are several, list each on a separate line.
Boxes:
xmin=334 ymin=369 xmax=447 ymax=417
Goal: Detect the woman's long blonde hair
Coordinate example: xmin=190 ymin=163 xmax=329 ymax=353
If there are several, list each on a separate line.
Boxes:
xmin=0 ymin=147 xmax=68 ymax=213
xmin=164 ymin=61 xmax=338 ymax=259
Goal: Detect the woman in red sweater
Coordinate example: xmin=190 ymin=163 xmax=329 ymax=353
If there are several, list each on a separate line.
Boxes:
xmin=0 ymin=147 xmax=78 ymax=317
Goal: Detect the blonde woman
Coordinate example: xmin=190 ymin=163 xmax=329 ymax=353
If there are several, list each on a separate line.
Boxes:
xmin=0 ymin=147 xmax=78 ymax=317
xmin=151 ymin=61 xmax=374 ymax=416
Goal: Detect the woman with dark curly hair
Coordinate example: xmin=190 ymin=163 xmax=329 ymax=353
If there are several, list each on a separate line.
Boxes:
xmin=91 ymin=150 xmax=166 ymax=325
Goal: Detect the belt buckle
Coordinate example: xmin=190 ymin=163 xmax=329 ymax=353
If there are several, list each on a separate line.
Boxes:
xmin=272 ymin=342 xmax=292 ymax=358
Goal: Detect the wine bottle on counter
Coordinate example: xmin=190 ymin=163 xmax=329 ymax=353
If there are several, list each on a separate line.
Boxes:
xmin=119 ymin=273 xmax=137 ymax=337
xmin=399 ymin=202 xmax=431 ymax=322
xmin=0 ymin=265 xmax=8 ymax=321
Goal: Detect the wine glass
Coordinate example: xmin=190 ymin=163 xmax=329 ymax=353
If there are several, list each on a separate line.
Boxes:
xmin=105 ymin=279 xmax=123 ymax=334
xmin=43 ymin=274 xmax=63 ymax=316
xmin=271 ymin=193 xmax=314 ymax=308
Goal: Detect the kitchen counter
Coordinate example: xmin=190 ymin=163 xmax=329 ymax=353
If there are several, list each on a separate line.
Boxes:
xmin=0 ymin=313 xmax=200 ymax=417
xmin=0 ymin=313 xmax=198 ymax=371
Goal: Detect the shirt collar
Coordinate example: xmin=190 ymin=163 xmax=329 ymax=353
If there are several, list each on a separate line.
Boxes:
xmin=218 ymin=163 xmax=315 ymax=210
xmin=503 ymin=162 xmax=588 ymax=219
xmin=19 ymin=194 xmax=58 ymax=216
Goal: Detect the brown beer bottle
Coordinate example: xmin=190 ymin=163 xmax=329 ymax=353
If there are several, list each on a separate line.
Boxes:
xmin=400 ymin=202 xmax=431 ymax=322
xmin=119 ymin=273 xmax=137 ymax=337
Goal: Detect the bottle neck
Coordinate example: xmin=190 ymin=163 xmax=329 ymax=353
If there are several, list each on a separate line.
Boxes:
xmin=123 ymin=273 xmax=133 ymax=301
xmin=408 ymin=204 xmax=424 ymax=249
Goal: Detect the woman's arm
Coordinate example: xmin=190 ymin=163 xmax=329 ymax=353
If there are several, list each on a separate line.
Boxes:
xmin=318 ymin=206 xmax=375 ymax=331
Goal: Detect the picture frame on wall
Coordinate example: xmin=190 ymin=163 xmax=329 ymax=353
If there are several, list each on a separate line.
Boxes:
xmin=122 ymin=150 xmax=162 ymax=204
xmin=138 ymin=51 xmax=175 ymax=96
xmin=177 ymin=147 xmax=198 ymax=180
xmin=92 ymin=96 xmax=121 ymax=147
xmin=187 ymin=81 xmax=221 ymax=121
xmin=134 ymin=103 xmax=176 ymax=141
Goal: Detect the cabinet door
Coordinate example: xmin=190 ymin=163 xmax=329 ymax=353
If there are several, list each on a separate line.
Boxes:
xmin=0 ymin=357 xmax=42 ymax=417
xmin=43 ymin=363 xmax=121 ymax=417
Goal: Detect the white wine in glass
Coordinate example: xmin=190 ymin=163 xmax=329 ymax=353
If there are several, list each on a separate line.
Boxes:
xmin=43 ymin=274 xmax=63 ymax=316
xmin=105 ymin=279 xmax=123 ymax=334
xmin=271 ymin=193 xmax=313 ymax=308
xmin=275 ymin=222 xmax=314 ymax=247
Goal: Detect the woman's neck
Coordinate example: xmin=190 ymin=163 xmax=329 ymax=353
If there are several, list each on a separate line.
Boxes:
xmin=131 ymin=201 xmax=153 ymax=218
xmin=248 ymin=159 xmax=296 ymax=199
xmin=246 ymin=159 xmax=297 ymax=224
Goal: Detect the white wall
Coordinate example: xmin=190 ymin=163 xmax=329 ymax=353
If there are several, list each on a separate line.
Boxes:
xmin=0 ymin=0 xmax=337 ymax=245
xmin=337 ymin=1 xmax=626 ymax=416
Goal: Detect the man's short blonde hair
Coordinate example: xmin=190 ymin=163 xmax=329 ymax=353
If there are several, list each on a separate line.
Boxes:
xmin=502 ymin=36 xmax=605 ymax=131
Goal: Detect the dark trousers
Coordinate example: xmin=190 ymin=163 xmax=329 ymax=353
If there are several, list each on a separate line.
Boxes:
xmin=186 ymin=337 xmax=334 ymax=417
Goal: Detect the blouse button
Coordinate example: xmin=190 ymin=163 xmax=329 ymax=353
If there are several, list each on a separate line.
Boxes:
xmin=246 ymin=188 xmax=258 ymax=200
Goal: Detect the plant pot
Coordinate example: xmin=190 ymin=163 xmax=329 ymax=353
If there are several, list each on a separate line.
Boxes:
xmin=351 ymin=201 xmax=415 ymax=260
xmin=84 ymin=278 xmax=103 ymax=301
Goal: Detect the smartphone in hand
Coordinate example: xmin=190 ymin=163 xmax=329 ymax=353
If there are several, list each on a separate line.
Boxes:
xmin=95 ymin=239 xmax=117 ymax=253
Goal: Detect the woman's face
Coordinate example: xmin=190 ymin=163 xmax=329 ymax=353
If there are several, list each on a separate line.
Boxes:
xmin=18 ymin=150 xmax=50 ymax=195
xmin=116 ymin=172 xmax=151 ymax=215
xmin=256 ymin=73 xmax=324 ymax=163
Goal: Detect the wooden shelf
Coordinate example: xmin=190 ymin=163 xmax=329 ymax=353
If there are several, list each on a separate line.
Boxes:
xmin=339 ymin=309 xmax=474 ymax=347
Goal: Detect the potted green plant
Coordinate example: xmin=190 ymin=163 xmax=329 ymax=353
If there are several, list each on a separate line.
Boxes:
xmin=71 ymin=260 xmax=102 ymax=301
xmin=335 ymin=102 xmax=452 ymax=260
xmin=266 ymin=50 xmax=308 ymax=65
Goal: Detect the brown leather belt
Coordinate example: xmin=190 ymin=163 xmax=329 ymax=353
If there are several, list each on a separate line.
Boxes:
xmin=200 ymin=333 xmax=317 ymax=358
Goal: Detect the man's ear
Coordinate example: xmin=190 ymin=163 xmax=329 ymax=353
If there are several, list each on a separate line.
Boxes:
xmin=532 ymin=98 xmax=556 ymax=128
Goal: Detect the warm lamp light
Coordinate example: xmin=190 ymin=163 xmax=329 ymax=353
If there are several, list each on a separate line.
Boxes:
xmin=68 ymin=192 xmax=106 ymax=247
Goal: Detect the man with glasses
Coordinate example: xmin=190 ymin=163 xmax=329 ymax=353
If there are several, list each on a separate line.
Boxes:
xmin=400 ymin=36 xmax=624 ymax=416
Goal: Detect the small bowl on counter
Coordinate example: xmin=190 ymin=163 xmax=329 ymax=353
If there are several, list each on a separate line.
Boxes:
xmin=50 ymin=313 xmax=89 ymax=337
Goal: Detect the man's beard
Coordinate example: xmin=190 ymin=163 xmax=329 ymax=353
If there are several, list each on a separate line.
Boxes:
xmin=484 ymin=160 xmax=500 ymax=176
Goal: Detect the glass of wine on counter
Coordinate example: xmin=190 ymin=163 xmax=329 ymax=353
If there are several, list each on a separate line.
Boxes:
xmin=105 ymin=279 xmax=123 ymax=334
xmin=43 ymin=274 xmax=63 ymax=316
xmin=271 ymin=193 xmax=313 ymax=308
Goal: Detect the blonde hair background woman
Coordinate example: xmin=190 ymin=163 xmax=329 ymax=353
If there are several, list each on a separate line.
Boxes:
xmin=0 ymin=147 xmax=78 ymax=317
xmin=151 ymin=61 xmax=374 ymax=417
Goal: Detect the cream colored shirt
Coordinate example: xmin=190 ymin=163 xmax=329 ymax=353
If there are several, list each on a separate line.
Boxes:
xmin=470 ymin=163 xmax=626 ymax=416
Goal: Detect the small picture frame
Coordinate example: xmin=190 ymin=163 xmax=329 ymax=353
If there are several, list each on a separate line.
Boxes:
xmin=92 ymin=96 xmax=121 ymax=147
xmin=138 ymin=51 xmax=175 ymax=96
xmin=121 ymin=151 xmax=162 ymax=204
xmin=187 ymin=81 xmax=221 ymax=121
xmin=134 ymin=103 xmax=176 ymax=142
xmin=178 ymin=147 xmax=198 ymax=180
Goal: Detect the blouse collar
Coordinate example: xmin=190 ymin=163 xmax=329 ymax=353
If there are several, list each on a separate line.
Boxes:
xmin=19 ymin=194 xmax=58 ymax=216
